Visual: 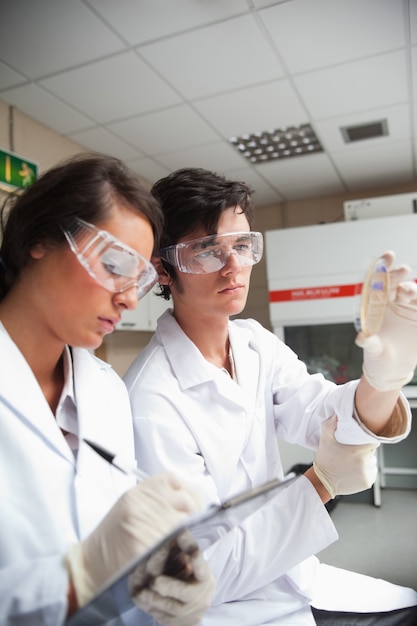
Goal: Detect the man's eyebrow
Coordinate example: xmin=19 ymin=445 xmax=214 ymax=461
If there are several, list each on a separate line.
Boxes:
xmin=191 ymin=235 xmax=218 ymax=250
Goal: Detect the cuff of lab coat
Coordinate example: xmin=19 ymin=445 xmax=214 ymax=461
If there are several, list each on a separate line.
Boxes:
xmin=353 ymin=394 xmax=411 ymax=443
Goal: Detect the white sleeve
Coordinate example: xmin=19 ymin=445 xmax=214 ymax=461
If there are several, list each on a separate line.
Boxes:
xmin=203 ymin=477 xmax=337 ymax=605
xmin=133 ymin=412 xmax=338 ymax=605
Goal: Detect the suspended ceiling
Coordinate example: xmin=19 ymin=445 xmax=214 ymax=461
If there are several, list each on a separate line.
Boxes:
xmin=0 ymin=0 xmax=416 ymax=206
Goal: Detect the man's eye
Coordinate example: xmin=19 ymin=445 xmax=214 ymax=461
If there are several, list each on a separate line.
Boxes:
xmin=234 ymin=243 xmax=251 ymax=254
xmin=195 ymin=247 xmax=221 ymax=259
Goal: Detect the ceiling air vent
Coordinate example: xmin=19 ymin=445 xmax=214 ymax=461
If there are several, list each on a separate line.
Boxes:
xmin=229 ymin=123 xmax=323 ymax=164
xmin=340 ymin=119 xmax=388 ymax=143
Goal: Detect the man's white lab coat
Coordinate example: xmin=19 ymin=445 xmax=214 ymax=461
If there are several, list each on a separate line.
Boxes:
xmin=0 ymin=324 xmax=145 ymax=625
xmin=125 ymin=310 xmax=416 ymax=626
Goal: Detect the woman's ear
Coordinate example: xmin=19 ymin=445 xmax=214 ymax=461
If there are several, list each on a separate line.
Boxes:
xmin=152 ymin=256 xmax=172 ymax=285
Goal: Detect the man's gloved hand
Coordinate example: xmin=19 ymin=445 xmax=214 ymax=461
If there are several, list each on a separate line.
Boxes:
xmin=313 ymin=415 xmax=379 ymax=499
xmin=66 ymin=473 xmax=203 ymax=607
xmin=355 ymin=250 xmax=417 ymax=391
xmin=129 ymin=530 xmax=216 ymax=626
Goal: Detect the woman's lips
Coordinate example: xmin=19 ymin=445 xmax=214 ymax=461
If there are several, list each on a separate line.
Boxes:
xmin=98 ymin=316 xmax=119 ymax=333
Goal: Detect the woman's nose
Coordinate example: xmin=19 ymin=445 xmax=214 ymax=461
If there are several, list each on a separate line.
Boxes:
xmin=113 ymin=284 xmax=139 ymax=310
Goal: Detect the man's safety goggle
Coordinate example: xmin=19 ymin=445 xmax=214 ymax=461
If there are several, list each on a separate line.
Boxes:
xmin=63 ymin=218 xmax=157 ymax=300
xmin=159 ymin=231 xmax=263 ymax=274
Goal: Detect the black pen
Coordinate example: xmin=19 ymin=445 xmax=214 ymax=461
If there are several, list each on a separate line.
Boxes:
xmin=84 ymin=438 xmax=148 ymax=482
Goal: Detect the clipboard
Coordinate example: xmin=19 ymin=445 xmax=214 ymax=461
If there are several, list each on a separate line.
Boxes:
xmin=67 ymin=473 xmax=299 ymax=625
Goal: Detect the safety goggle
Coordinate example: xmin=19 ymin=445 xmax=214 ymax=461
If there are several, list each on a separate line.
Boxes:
xmin=63 ymin=218 xmax=157 ymax=300
xmin=159 ymin=231 xmax=263 ymax=274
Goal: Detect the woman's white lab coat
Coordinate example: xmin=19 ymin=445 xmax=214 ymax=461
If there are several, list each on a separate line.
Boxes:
xmin=124 ymin=310 xmax=415 ymax=626
xmin=0 ymin=325 xmax=147 ymax=625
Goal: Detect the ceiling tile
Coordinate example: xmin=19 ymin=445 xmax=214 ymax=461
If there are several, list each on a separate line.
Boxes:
xmin=126 ymin=158 xmax=171 ymax=185
xmin=0 ymin=0 xmax=124 ymax=79
xmin=330 ymin=139 xmax=414 ymax=190
xmin=222 ymin=166 xmax=286 ymax=205
xmin=410 ymin=0 xmax=417 ymax=46
xmin=107 ymin=105 xmax=220 ymax=154
xmin=156 ymin=141 xmax=246 ymax=173
xmin=294 ymin=50 xmax=408 ymax=120
xmin=0 ymin=84 xmax=93 ymax=134
xmin=412 ymin=46 xmax=417 ymax=97
xmin=260 ymin=0 xmax=405 ymax=73
xmin=39 ymin=51 xmax=182 ymax=124
xmin=315 ymin=104 xmax=411 ymax=151
xmin=87 ymin=0 xmax=248 ymax=45
xmin=0 ymin=61 xmax=25 ymax=90
xmin=194 ymin=80 xmax=307 ymax=138
xmin=68 ymin=127 xmax=144 ymax=161
xmin=139 ymin=14 xmax=285 ymax=100
xmin=256 ymin=153 xmax=346 ymax=199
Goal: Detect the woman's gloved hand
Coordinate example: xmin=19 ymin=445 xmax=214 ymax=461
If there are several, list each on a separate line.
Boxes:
xmin=66 ymin=472 xmax=203 ymax=607
xmin=129 ymin=531 xmax=216 ymax=626
xmin=313 ymin=415 xmax=379 ymax=499
xmin=355 ymin=250 xmax=417 ymax=391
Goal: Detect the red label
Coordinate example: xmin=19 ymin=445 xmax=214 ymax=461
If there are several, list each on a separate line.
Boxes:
xmin=269 ymin=283 xmax=362 ymax=303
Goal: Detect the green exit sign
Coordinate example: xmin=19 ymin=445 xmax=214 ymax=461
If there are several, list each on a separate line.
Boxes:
xmin=0 ymin=148 xmax=38 ymax=191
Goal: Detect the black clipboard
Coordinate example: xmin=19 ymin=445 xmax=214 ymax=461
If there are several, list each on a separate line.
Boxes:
xmin=67 ymin=473 xmax=299 ymax=625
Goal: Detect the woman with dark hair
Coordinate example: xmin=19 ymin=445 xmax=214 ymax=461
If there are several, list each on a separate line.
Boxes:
xmin=0 ymin=154 xmax=214 ymax=625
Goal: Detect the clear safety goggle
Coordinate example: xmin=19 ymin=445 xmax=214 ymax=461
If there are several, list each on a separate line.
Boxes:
xmin=63 ymin=218 xmax=157 ymax=300
xmin=159 ymin=231 xmax=263 ymax=274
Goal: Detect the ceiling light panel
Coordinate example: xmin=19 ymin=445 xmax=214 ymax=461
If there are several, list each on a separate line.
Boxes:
xmin=229 ymin=123 xmax=323 ymax=163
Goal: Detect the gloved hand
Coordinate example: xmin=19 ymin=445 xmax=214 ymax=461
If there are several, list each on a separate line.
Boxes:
xmin=129 ymin=530 xmax=216 ymax=626
xmin=66 ymin=473 xmax=203 ymax=607
xmin=313 ymin=415 xmax=378 ymax=499
xmin=355 ymin=250 xmax=417 ymax=391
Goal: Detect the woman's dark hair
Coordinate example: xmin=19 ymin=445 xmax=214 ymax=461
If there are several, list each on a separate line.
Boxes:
xmin=0 ymin=152 xmax=163 ymax=300
xmin=151 ymin=167 xmax=254 ymax=299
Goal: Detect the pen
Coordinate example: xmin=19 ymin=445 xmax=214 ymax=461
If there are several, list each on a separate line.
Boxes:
xmin=84 ymin=438 xmax=148 ymax=482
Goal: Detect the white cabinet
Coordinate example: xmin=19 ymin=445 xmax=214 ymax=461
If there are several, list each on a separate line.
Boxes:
xmin=116 ymin=289 xmax=171 ymax=331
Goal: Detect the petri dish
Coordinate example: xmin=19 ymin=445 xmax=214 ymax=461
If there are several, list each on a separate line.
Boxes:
xmin=354 ymin=256 xmax=390 ymax=336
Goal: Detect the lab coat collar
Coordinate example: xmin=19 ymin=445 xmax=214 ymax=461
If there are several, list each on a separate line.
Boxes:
xmin=157 ymin=310 xmax=260 ymax=407
xmin=0 ymin=324 xmax=75 ymax=464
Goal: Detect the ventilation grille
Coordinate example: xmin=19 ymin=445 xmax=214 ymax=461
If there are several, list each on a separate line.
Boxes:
xmin=340 ymin=119 xmax=389 ymax=143
xmin=229 ymin=123 xmax=323 ymax=163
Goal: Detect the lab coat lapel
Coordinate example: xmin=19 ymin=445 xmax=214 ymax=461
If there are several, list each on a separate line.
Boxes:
xmin=71 ymin=348 xmax=134 ymax=456
xmin=158 ymin=312 xmax=266 ymax=493
xmin=0 ymin=326 xmax=74 ymax=464
xmin=228 ymin=322 xmax=269 ymax=486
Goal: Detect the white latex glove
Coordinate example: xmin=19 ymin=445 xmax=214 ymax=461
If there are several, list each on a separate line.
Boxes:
xmin=66 ymin=473 xmax=203 ymax=607
xmin=129 ymin=531 xmax=216 ymax=626
xmin=355 ymin=250 xmax=417 ymax=391
xmin=313 ymin=415 xmax=379 ymax=499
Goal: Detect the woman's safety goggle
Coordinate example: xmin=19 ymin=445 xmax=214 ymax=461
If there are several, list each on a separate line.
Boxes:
xmin=63 ymin=218 xmax=157 ymax=300
xmin=159 ymin=231 xmax=263 ymax=274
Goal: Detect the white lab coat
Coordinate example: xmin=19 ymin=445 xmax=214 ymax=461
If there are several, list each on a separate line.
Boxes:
xmin=124 ymin=310 xmax=417 ymax=626
xmin=0 ymin=324 xmax=151 ymax=625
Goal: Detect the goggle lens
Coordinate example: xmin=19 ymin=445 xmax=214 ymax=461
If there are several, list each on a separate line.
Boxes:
xmin=63 ymin=218 xmax=157 ymax=299
xmin=160 ymin=231 xmax=263 ymax=274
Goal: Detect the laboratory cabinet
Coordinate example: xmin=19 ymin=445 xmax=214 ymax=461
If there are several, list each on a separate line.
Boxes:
xmin=265 ymin=214 xmax=417 ymax=496
xmin=116 ymin=288 xmax=170 ymax=331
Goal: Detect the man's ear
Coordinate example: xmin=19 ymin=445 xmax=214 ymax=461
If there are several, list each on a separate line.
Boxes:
xmin=29 ymin=244 xmax=46 ymax=260
xmin=152 ymin=256 xmax=172 ymax=285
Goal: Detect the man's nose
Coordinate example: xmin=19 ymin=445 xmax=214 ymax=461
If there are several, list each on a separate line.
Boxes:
xmin=220 ymin=250 xmax=242 ymax=274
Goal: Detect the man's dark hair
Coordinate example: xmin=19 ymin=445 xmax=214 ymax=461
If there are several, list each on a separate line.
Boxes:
xmin=151 ymin=167 xmax=255 ymax=299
